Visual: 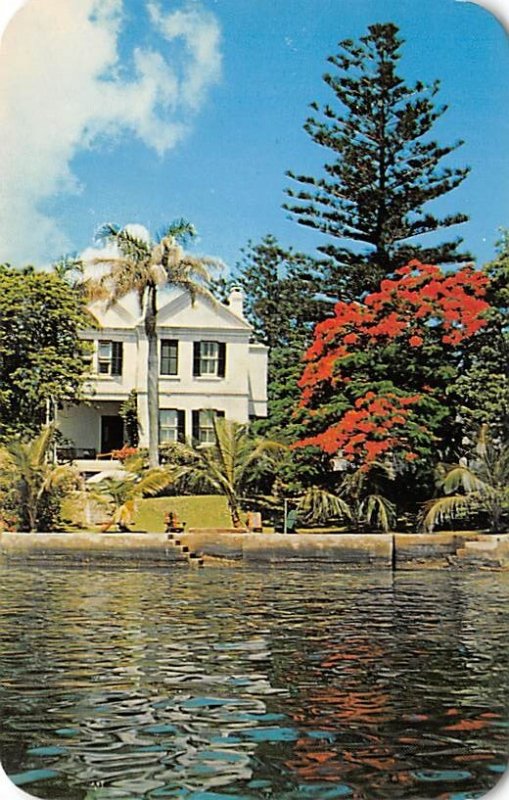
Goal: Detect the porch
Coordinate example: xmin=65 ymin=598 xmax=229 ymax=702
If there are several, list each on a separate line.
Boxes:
xmin=57 ymin=402 xmax=127 ymax=471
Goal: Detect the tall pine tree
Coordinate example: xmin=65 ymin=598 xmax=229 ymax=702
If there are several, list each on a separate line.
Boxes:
xmin=285 ymin=22 xmax=471 ymax=299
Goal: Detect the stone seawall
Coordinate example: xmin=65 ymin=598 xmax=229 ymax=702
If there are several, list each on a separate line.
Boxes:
xmin=0 ymin=532 xmax=188 ymax=566
xmin=183 ymin=531 xmax=393 ymax=568
xmin=1 ymin=530 xmax=508 ymax=569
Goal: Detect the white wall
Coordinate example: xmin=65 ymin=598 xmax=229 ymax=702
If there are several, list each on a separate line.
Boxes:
xmin=67 ymin=289 xmax=268 ymax=449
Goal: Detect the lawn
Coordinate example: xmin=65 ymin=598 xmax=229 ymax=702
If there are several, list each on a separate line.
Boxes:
xmin=135 ymin=495 xmax=232 ymax=532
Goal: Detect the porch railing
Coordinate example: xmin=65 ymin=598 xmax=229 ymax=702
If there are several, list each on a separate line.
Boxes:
xmin=56 ymin=447 xmax=97 ymax=462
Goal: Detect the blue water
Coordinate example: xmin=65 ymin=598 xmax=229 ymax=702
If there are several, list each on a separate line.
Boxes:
xmin=0 ymin=565 xmax=507 ymax=799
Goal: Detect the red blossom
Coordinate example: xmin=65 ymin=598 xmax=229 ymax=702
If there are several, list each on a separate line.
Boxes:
xmin=295 ymin=260 xmax=492 ymax=469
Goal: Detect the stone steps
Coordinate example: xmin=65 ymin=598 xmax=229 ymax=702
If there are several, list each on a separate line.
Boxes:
xmin=166 ymin=533 xmax=204 ymax=567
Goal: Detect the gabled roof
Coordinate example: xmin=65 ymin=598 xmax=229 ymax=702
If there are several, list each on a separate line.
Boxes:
xmin=87 ymin=288 xmax=252 ymax=333
xmin=88 ymin=294 xmax=140 ymax=328
xmin=156 ymin=289 xmax=252 ymax=331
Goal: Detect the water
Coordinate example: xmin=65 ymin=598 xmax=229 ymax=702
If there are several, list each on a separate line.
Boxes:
xmin=0 ymin=564 xmax=507 ymax=800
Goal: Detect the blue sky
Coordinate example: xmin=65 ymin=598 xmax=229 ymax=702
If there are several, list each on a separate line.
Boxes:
xmin=0 ymin=0 xmax=508 ymax=271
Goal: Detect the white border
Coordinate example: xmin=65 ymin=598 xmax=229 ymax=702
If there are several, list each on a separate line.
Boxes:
xmin=0 ymin=0 xmax=508 ymax=798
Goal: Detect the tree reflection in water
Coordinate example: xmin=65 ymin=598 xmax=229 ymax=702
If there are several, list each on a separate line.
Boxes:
xmin=0 ymin=566 xmax=507 ymax=800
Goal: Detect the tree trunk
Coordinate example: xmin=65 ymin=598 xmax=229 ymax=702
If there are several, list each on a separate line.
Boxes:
xmin=145 ymin=284 xmax=160 ymax=468
xmin=228 ymin=496 xmax=243 ymax=528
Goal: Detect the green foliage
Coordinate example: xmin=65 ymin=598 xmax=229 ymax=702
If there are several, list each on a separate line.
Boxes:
xmin=0 ymin=266 xmax=93 ymax=441
xmin=212 ymin=235 xmax=325 ymax=351
xmin=449 ymin=232 xmax=509 ymax=440
xmin=0 ymin=425 xmax=81 ymax=531
xmin=88 ymin=454 xmax=174 ymax=531
xmin=421 ymin=426 xmax=509 ymax=532
xmin=119 ymin=390 xmax=140 ymax=447
xmin=165 ymin=417 xmax=287 ymax=527
xmin=285 ymin=22 xmax=470 ymax=299
xmin=296 ymin=468 xmax=396 ymax=532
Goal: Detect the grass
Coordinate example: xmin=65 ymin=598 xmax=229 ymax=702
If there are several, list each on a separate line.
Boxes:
xmin=135 ymin=495 xmax=232 ymax=532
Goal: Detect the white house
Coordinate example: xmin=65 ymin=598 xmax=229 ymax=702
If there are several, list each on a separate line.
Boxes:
xmin=57 ymin=287 xmax=268 ymax=470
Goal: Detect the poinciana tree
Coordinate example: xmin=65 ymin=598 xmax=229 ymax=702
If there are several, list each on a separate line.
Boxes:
xmin=85 ymin=221 xmax=219 ymax=467
xmin=294 ymin=260 xmax=491 ymax=503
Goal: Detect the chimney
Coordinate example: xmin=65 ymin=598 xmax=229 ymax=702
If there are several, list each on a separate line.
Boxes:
xmin=228 ymin=286 xmax=245 ymax=319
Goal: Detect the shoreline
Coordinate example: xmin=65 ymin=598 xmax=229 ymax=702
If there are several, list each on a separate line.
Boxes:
xmin=1 ymin=530 xmax=508 ymax=570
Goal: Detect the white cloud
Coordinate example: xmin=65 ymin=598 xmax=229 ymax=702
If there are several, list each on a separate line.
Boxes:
xmin=0 ymin=0 xmax=222 ymax=265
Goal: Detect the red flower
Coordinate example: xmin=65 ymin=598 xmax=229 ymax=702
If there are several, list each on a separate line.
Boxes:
xmin=409 ymin=335 xmax=423 ymax=347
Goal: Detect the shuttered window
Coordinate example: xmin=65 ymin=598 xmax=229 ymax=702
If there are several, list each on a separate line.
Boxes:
xmin=98 ymin=341 xmax=123 ymax=376
xmin=192 ymin=409 xmax=225 ymax=443
xmin=159 ymin=409 xmax=185 ymax=443
xmin=193 ymin=341 xmax=226 ymax=377
xmin=160 ymin=339 xmax=178 ymax=375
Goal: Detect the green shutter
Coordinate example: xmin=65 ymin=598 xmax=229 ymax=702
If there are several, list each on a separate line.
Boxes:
xmin=177 ymin=410 xmax=186 ymax=442
xmin=111 ymin=342 xmax=123 ymax=376
xmin=193 ymin=342 xmax=201 ymax=376
xmin=218 ymin=342 xmax=226 ymax=377
xmin=192 ymin=410 xmax=200 ymax=441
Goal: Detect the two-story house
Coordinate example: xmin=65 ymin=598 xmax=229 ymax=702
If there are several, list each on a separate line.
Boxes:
xmin=57 ymin=287 xmax=268 ymax=470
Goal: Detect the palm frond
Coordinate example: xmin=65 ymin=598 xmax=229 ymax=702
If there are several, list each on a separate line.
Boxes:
xmin=298 ymin=486 xmax=353 ymax=524
xmin=28 ymin=424 xmax=55 ymax=467
xmin=134 ymin=468 xmax=174 ymax=498
xmin=157 ymin=219 xmax=196 ymax=245
xmin=420 ymin=494 xmax=478 ymax=532
xmin=112 ymin=499 xmax=136 ymax=527
xmin=41 ymin=464 xmax=81 ymax=495
xmin=441 ymin=466 xmax=491 ymax=496
xmin=359 ymin=494 xmax=396 ymax=532
xmin=95 ymin=224 xmax=151 ymax=261
xmin=95 ymin=223 xmax=121 ymax=243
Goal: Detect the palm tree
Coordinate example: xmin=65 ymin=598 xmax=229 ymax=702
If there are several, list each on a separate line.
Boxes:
xmin=85 ymin=221 xmax=220 ymax=467
xmin=297 ymin=469 xmax=396 ymax=532
xmin=167 ymin=417 xmax=287 ymax=527
xmin=88 ymin=453 xmax=173 ymax=531
xmin=51 ymin=255 xmax=84 ymax=287
xmin=421 ymin=426 xmax=509 ymax=533
xmin=0 ymin=425 xmax=80 ymax=531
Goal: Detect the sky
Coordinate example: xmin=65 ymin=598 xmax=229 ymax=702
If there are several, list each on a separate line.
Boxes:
xmin=0 ymin=0 xmax=508 ymax=274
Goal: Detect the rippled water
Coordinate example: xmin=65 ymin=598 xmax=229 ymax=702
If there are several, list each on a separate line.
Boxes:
xmin=0 ymin=564 xmax=508 ymax=800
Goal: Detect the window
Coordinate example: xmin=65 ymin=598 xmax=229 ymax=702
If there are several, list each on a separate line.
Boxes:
xmin=159 ymin=409 xmax=185 ymax=443
xmin=98 ymin=341 xmax=123 ymax=376
xmin=160 ymin=339 xmax=178 ymax=375
xmin=193 ymin=341 xmax=226 ymax=377
xmin=192 ymin=409 xmax=225 ymax=444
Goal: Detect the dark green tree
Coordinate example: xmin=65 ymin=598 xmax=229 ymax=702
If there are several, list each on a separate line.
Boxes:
xmin=212 ymin=235 xmax=326 ymax=440
xmin=285 ymin=22 xmax=470 ymax=299
xmin=0 ymin=266 xmax=93 ymax=441
xmin=449 ymin=231 xmax=509 ymax=441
